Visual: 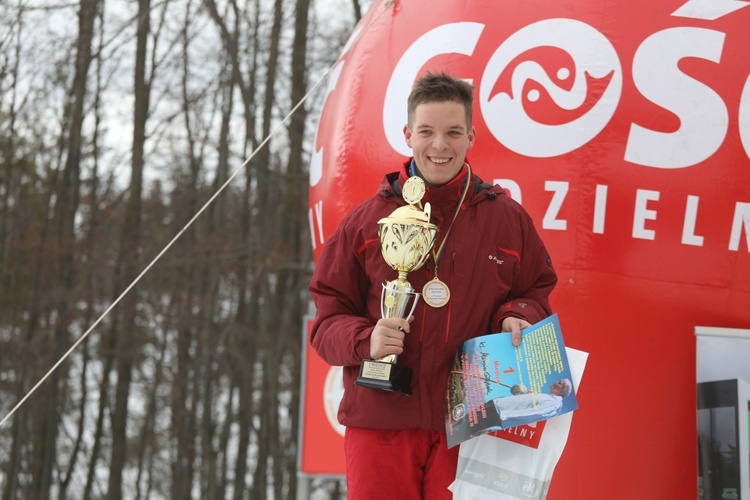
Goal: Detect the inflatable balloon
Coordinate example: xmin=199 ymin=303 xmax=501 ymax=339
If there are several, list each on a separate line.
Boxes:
xmin=308 ymin=1 xmax=750 ymax=497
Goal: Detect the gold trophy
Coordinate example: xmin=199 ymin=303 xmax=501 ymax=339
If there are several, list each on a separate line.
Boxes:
xmin=355 ymin=177 xmax=438 ymax=395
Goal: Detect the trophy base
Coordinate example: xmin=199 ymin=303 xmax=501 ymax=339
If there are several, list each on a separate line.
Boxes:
xmin=354 ymin=359 xmax=412 ymax=395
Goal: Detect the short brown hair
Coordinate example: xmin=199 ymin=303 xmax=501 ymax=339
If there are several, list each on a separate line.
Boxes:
xmin=407 ymin=72 xmax=474 ymax=128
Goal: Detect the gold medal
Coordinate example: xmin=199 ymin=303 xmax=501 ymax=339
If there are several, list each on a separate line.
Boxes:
xmin=417 ymin=164 xmax=473 ymax=309
xmin=402 ymin=176 xmax=426 ymax=205
xmin=422 ymin=277 xmax=450 ymax=308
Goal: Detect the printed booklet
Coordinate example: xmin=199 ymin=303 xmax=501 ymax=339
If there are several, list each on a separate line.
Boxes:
xmin=445 ymin=314 xmax=578 ymax=448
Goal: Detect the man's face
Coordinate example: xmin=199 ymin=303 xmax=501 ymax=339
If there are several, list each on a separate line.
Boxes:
xmin=550 ymin=379 xmax=571 ymax=397
xmin=403 ymin=100 xmax=475 ymax=187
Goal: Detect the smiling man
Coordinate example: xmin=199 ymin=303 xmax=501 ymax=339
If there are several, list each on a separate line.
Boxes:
xmin=404 ymin=95 xmax=475 ymax=187
xmin=309 ymin=72 xmax=557 ymax=499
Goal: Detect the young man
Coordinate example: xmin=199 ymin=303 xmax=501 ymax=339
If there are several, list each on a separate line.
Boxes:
xmin=309 ymin=72 xmax=557 ymax=498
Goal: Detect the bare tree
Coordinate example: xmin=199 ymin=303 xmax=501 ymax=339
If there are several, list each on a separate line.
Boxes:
xmin=1 ymin=8 xmax=29 ymax=500
xmin=352 ymin=0 xmax=362 ymax=22
xmin=107 ymin=0 xmax=152 ymax=496
xmin=28 ymin=0 xmax=101 ymax=498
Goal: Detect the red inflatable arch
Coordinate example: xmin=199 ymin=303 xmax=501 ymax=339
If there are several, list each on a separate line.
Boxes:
xmin=307 ymin=1 xmax=750 ymax=497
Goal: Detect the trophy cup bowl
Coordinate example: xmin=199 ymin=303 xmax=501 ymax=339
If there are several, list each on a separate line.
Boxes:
xmin=354 ymin=204 xmax=438 ymax=395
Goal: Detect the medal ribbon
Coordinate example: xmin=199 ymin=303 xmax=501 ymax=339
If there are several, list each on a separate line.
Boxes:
xmin=422 ymin=163 xmax=472 ymax=273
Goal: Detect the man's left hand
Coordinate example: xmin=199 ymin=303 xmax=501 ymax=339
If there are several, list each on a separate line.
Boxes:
xmin=501 ymin=317 xmax=531 ymax=347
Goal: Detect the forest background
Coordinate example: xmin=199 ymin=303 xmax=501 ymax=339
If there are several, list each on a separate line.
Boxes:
xmin=0 ymin=0 xmax=372 ymax=498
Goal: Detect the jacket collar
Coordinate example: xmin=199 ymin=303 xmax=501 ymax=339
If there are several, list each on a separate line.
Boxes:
xmin=382 ymin=158 xmax=495 ymax=205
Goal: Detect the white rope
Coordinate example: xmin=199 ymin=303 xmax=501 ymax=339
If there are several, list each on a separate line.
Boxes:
xmin=0 ymin=0 xmax=395 ymax=429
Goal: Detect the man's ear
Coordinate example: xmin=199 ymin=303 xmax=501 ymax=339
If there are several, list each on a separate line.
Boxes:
xmin=403 ymin=124 xmax=412 ymax=148
xmin=467 ymin=125 xmax=476 ymax=149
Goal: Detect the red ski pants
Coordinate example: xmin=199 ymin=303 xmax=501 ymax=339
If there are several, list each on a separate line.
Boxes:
xmin=344 ymin=427 xmax=459 ymax=499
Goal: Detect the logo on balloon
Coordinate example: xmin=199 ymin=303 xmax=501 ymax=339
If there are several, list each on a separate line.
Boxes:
xmin=480 ymin=19 xmax=622 ymax=158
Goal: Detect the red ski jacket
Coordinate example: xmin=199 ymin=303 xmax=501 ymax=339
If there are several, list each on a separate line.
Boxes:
xmin=309 ymin=161 xmax=557 ymax=432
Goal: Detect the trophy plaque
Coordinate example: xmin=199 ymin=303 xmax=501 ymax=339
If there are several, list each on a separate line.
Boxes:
xmin=354 ymin=176 xmax=438 ymax=395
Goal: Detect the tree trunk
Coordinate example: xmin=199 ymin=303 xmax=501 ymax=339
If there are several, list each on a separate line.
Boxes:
xmin=59 ymin=7 xmax=104 ymax=496
xmin=108 ymin=0 xmax=150 ymax=496
xmin=170 ymin=2 xmax=201 ymax=497
xmin=282 ymin=0 xmax=312 ymax=495
xmin=249 ymin=2 xmax=283 ymax=495
xmin=31 ymin=0 xmax=99 ymax=497
xmin=2 ymin=12 xmax=27 ymax=500
xmin=352 ymin=0 xmax=362 ymax=22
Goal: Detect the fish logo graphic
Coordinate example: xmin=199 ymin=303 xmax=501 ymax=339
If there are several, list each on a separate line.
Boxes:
xmin=480 ymin=19 xmax=622 ymax=157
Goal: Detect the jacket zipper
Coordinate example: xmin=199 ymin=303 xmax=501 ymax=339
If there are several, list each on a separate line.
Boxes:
xmin=419 ymin=261 xmax=431 ymax=342
xmin=444 ymin=251 xmax=456 ymax=344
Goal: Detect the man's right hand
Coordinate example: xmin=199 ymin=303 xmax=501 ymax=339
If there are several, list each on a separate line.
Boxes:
xmin=369 ymin=316 xmax=412 ymax=359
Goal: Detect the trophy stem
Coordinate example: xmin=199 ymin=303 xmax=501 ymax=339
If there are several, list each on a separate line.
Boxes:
xmin=378 ymin=280 xmax=420 ymax=365
xmin=380 ymin=280 xmax=419 ymax=320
